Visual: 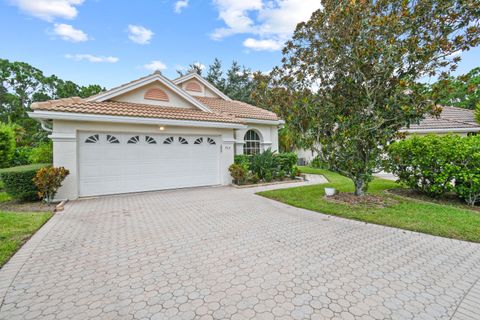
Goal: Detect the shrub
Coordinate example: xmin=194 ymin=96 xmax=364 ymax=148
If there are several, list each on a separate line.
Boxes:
xmin=234 ymin=155 xmax=251 ymax=170
xmin=0 ymin=164 xmax=50 ymax=201
xmin=33 ymin=166 xmax=70 ymax=204
xmin=230 ymin=150 xmax=299 ymax=184
xmin=250 ymin=149 xmax=278 ymax=181
xmin=453 ymin=136 xmax=480 ymax=206
xmin=276 ymin=152 xmax=298 ymax=176
xmin=0 ymin=123 xmax=16 ymax=168
xmin=29 ymin=142 xmax=53 ymax=164
xmin=229 ymin=164 xmax=248 ymax=185
xmin=386 ymin=135 xmax=461 ymax=197
xmin=311 ymin=156 xmax=330 ymax=169
xmin=12 ymin=146 xmax=32 ymax=166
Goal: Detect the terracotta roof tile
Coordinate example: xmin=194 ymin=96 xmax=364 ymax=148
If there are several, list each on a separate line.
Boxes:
xmin=405 ymin=106 xmax=480 ymax=131
xmin=31 ymin=98 xmax=242 ymax=124
xmin=195 ymin=97 xmax=279 ymax=121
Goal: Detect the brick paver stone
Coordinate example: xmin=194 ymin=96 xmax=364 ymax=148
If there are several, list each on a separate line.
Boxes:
xmin=0 ymin=180 xmax=479 ymax=319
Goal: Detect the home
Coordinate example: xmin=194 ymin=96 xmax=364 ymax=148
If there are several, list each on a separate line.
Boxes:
xmin=28 ymin=71 xmax=283 ymax=199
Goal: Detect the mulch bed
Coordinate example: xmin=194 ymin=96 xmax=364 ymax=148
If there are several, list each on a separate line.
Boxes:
xmin=0 ymin=200 xmax=55 ymax=213
xmin=387 ymin=188 xmax=480 ymax=212
xmin=325 ymin=192 xmax=398 ymax=208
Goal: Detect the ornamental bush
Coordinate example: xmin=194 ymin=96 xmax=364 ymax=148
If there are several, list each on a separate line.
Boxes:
xmin=453 ymin=136 xmax=480 ymax=206
xmin=386 ymin=134 xmax=480 ymax=205
xmin=0 ymin=164 xmax=50 ymax=201
xmin=276 ymin=152 xmax=298 ymax=178
xmin=230 ymin=150 xmax=298 ymax=184
xmin=229 ymin=164 xmax=248 ymax=185
xmin=0 ymin=123 xmax=16 ymax=168
xmin=33 ymin=166 xmax=70 ymax=204
xmin=12 ymin=146 xmax=33 ymax=166
xmin=29 ymin=142 xmax=53 ymax=164
xmin=386 ymin=135 xmax=461 ymax=197
xmin=234 ymin=155 xmax=251 ymax=170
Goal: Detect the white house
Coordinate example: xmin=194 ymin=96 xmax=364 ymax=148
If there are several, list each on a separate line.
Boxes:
xmin=29 ymin=71 xmax=283 ymax=199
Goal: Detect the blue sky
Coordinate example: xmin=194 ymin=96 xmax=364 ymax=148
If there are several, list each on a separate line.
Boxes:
xmin=1 ymin=0 xmax=479 ymax=89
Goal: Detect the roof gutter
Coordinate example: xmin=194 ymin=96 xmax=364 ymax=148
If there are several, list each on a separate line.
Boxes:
xmin=400 ymin=127 xmax=480 ymax=134
xmin=241 ymin=118 xmax=285 ymax=126
xmin=28 ymin=111 xmax=247 ymax=130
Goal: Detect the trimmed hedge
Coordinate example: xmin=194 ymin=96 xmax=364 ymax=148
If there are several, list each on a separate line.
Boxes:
xmin=0 ymin=164 xmax=50 ymax=201
xmin=386 ymin=134 xmax=480 ymax=205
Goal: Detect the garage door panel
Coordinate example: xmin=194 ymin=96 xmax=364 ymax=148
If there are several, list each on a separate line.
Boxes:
xmin=79 ymin=133 xmax=221 ymax=197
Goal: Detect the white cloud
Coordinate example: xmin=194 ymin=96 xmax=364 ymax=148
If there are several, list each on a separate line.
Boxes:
xmin=10 ymin=0 xmax=84 ymax=21
xmin=174 ymin=0 xmax=189 ymax=13
xmin=128 ymin=25 xmax=154 ymax=44
xmin=53 ymin=23 xmax=88 ymax=42
xmin=192 ymin=62 xmax=206 ymax=71
xmin=243 ymin=38 xmax=283 ymax=51
xmin=144 ymin=60 xmax=167 ymax=71
xmin=211 ymin=0 xmax=321 ymax=51
xmin=65 ymin=54 xmax=119 ymax=63
xmin=211 ymin=0 xmax=262 ymax=39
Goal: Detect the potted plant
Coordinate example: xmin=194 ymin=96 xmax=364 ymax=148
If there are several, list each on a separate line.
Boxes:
xmin=324 ymin=187 xmax=336 ymax=196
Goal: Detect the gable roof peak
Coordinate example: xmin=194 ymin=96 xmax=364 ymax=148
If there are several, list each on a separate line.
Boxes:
xmin=84 ymin=72 xmax=212 ymax=112
xmin=173 ymin=72 xmax=232 ymax=101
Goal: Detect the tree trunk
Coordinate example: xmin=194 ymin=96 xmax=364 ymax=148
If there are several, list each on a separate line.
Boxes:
xmin=354 ymin=178 xmax=366 ymax=196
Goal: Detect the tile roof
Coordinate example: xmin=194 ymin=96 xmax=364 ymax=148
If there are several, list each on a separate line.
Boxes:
xmin=31 ymin=98 xmax=242 ymax=124
xmin=195 ymin=97 xmax=279 ymax=121
xmin=405 ymin=106 xmax=479 ymax=131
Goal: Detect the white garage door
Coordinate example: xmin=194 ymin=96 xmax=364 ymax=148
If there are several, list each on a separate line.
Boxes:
xmin=78 ymin=132 xmax=221 ymax=197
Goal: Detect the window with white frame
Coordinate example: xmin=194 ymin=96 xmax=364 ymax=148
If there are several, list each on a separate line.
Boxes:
xmin=243 ymin=130 xmax=261 ymax=155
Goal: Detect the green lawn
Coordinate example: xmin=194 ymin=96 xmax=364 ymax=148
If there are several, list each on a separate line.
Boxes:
xmin=259 ymin=167 xmax=480 ymax=243
xmin=0 ymin=211 xmax=52 ymax=267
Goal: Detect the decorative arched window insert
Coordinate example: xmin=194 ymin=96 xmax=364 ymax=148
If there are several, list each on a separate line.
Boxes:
xmin=127 ymin=136 xmax=140 ymax=144
xmin=144 ymin=88 xmax=169 ymax=102
xmin=163 ymin=137 xmax=174 ymax=144
xmin=106 ymin=135 xmax=120 ymax=144
xmin=194 ymin=137 xmax=203 ymax=145
xmin=207 ymin=138 xmax=216 ymax=145
xmin=85 ymin=134 xmax=99 ymax=144
xmin=178 ymin=137 xmax=188 ymax=145
xmin=243 ymin=130 xmax=261 ymax=155
xmin=145 ymin=136 xmax=156 ymax=144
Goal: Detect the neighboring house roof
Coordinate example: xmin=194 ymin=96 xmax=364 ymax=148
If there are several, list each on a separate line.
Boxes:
xmin=195 ymin=97 xmax=279 ymax=121
xmin=31 ymin=98 xmax=241 ymax=124
xmin=403 ymin=106 xmax=480 ymax=133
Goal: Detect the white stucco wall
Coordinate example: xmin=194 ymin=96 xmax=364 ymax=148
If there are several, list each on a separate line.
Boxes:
xmin=51 ymin=120 xmax=235 ymax=200
xmin=113 ymin=82 xmax=193 ymax=108
xmin=234 ymin=124 xmax=280 ymax=155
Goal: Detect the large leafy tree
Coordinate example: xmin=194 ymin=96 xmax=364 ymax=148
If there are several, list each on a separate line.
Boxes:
xmin=0 ymin=59 xmax=104 ymax=145
xmin=430 ymin=67 xmax=480 ymax=109
xmin=269 ymin=0 xmax=480 ymax=196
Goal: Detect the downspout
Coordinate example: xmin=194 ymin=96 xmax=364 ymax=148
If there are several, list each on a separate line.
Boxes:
xmin=39 ymin=119 xmax=53 ymax=133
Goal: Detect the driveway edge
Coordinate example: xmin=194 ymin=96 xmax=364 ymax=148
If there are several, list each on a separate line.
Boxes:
xmin=451 ymin=278 xmax=480 ymax=320
xmin=0 ymin=209 xmax=64 ymax=307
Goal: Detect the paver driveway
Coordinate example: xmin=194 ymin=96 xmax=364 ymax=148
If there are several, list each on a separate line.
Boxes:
xmin=1 ymin=184 xmax=480 ymax=320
